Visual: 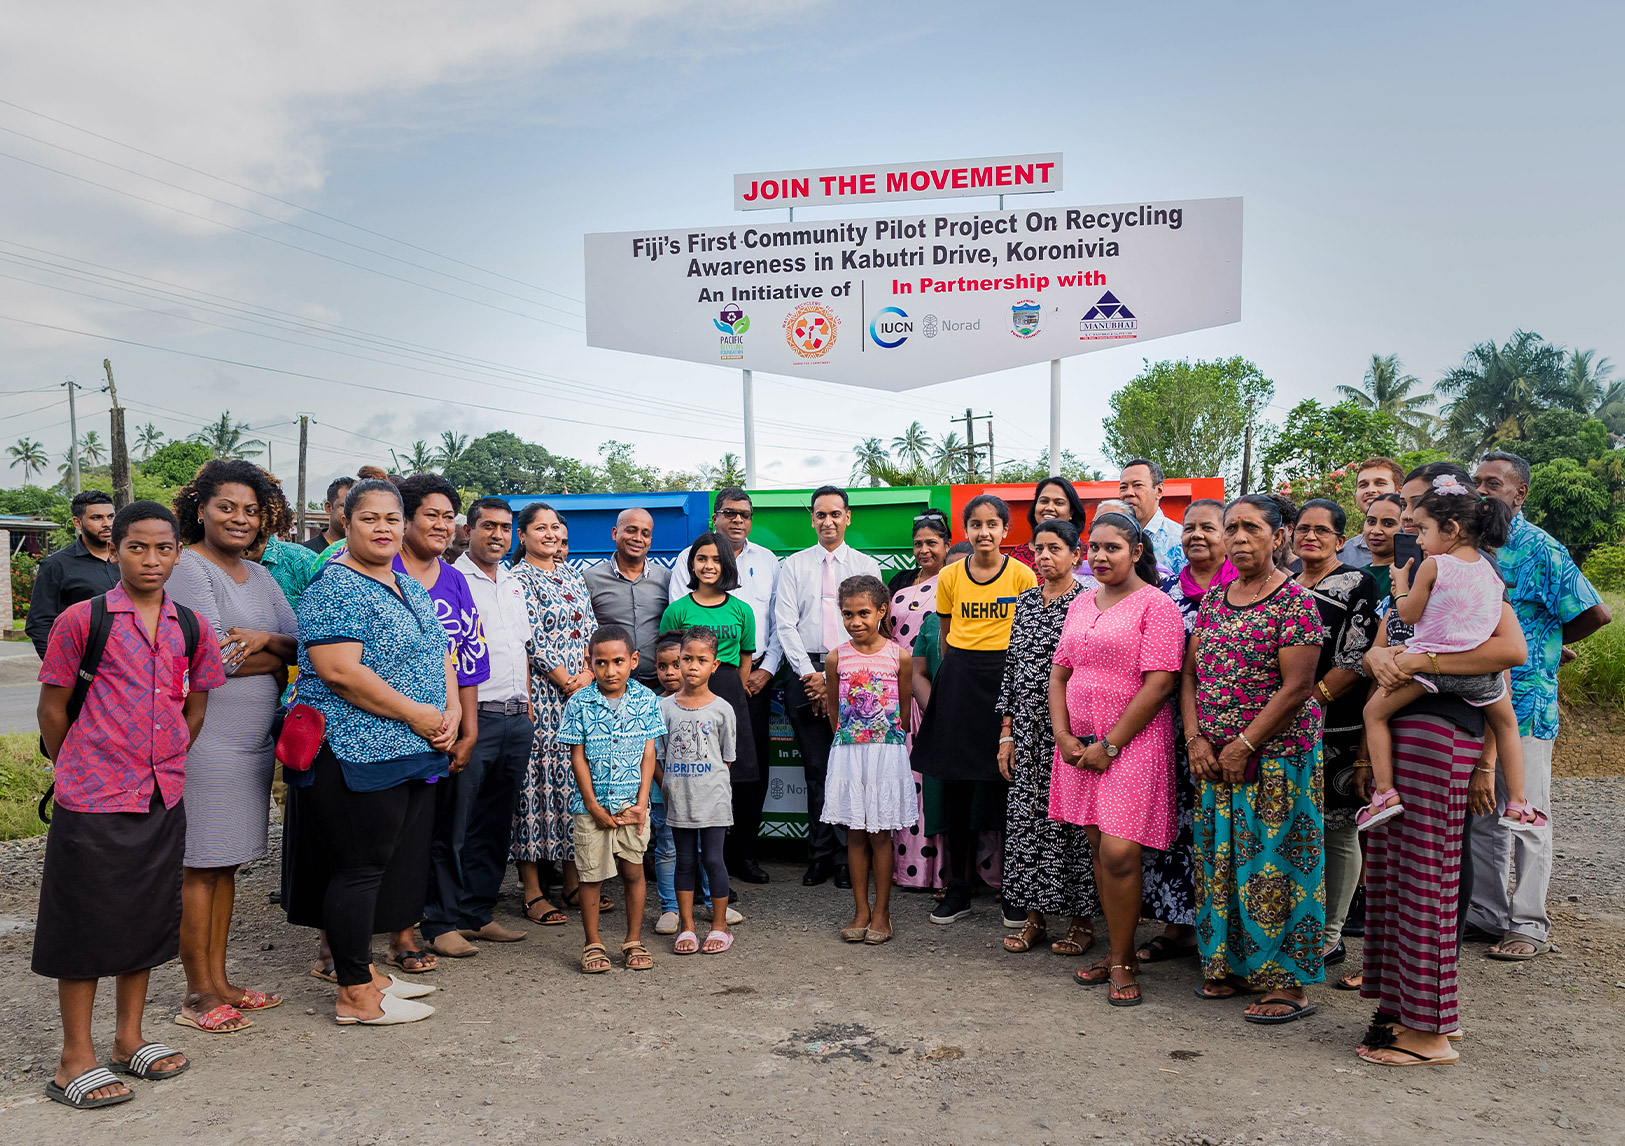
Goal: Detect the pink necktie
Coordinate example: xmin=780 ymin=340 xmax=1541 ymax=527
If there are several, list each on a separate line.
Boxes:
xmin=821 ymin=551 xmax=844 ymax=653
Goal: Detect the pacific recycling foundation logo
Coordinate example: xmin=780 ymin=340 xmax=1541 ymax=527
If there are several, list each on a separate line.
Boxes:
xmin=715 ymin=304 xmax=749 ymax=360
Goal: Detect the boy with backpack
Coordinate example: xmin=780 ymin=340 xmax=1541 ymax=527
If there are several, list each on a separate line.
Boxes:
xmin=33 ymin=501 xmax=227 ymax=1110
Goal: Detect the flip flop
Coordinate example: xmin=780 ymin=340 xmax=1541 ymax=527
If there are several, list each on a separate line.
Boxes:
xmin=1332 ymin=972 xmax=1364 ymax=991
xmin=1357 ymin=1044 xmax=1458 ymax=1067
xmin=701 ymin=929 xmax=734 ymax=954
xmin=1193 ymin=976 xmax=1261 ymax=1000
xmin=1106 ymin=966 xmax=1143 ymax=1008
xmin=108 ymin=1042 xmax=188 ymax=1081
xmin=1243 ymin=995 xmax=1317 ymax=1025
xmin=385 ymin=949 xmax=438 ymax=973
xmin=1136 ymin=935 xmax=1198 ymax=963
xmin=45 ymin=1066 xmax=132 ymax=1109
xmin=174 ymin=1004 xmax=252 ymax=1033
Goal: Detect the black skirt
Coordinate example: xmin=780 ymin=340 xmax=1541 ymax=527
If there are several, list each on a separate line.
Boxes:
xmin=913 ymin=647 xmax=1008 ymax=783
xmin=34 ymin=790 xmax=185 ymax=979
xmin=711 ymin=663 xmax=759 ymax=784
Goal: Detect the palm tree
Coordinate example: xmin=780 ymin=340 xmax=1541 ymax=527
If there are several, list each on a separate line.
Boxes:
xmin=432 ymin=430 xmax=469 ymax=471
xmin=891 ymin=421 xmax=933 ymax=472
xmin=933 ymin=431 xmax=974 ymax=482
xmin=77 ymin=430 xmax=106 ymax=468
xmin=192 ymin=411 xmax=266 ymax=459
xmin=134 ymin=422 xmax=166 ymax=461
xmin=1436 ymin=331 xmax=1568 ymax=458
xmin=392 ymin=440 xmax=438 ymax=474
xmin=1596 ymin=379 xmax=1625 ymax=441
xmin=696 ymin=452 xmax=747 ymax=488
xmin=1336 ymin=354 xmax=1437 ymax=448
xmin=6 ymin=437 xmax=47 ymax=484
xmin=1552 ymin=348 xmax=1615 ymax=413
xmin=849 ymin=437 xmax=891 ymax=486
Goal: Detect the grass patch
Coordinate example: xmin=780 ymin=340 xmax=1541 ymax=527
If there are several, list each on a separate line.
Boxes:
xmin=0 ymin=733 xmax=51 ymax=841
xmin=1558 ymin=592 xmax=1625 ymax=711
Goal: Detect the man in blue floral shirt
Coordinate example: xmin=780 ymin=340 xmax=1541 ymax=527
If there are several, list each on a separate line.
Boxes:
xmin=1471 ymin=452 xmax=1612 ymax=961
xmin=1119 ymin=459 xmax=1187 ymax=576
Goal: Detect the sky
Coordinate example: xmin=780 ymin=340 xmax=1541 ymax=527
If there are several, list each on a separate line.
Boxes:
xmin=2 ymin=0 xmax=1621 ymax=497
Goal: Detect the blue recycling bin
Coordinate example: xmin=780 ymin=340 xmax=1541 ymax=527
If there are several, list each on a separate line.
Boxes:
xmin=501 ymin=491 xmax=712 ymax=569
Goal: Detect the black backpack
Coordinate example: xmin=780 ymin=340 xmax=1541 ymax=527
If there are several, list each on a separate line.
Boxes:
xmin=38 ymin=594 xmax=201 ymax=822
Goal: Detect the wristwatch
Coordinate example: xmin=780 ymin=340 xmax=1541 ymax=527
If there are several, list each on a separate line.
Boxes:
xmin=1102 ymin=737 xmax=1120 ymax=759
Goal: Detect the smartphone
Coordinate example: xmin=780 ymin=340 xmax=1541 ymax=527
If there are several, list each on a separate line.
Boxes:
xmin=1392 ymin=533 xmax=1422 ymax=581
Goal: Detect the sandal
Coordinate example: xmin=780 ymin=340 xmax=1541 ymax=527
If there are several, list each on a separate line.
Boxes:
xmin=1193 ymin=975 xmax=1259 ymax=1000
xmin=562 ymin=886 xmax=615 ymax=913
xmin=1498 ymin=801 xmax=1549 ymax=833
xmin=309 ymin=963 xmax=338 ymax=984
xmin=579 ymin=942 xmax=611 ymax=974
xmin=1355 ymin=789 xmax=1404 ymax=833
xmin=1074 ymin=960 xmax=1112 ymax=986
xmin=1487 ymin=934 xmax=1551 ymax=961
xmin=233 ymin=988 xmax=282 ymax=1011
xmin=621 ymin=940 xmax=654 ymax=970
xmin=174 ymin=1003 xmax=252 ymax=1033
xmin=524 ymin=895 xmax=568 ymax=926
xmin=1357 ymin=1023 xmax=1457 ymax=1065
xmin=1003 ymin=919 xmax=1048 ymax=953
xmin=1107 ymin=965 xmax=1142 ymax=1008
xmin=1243 ymin=993 xmax=1317 ymax=1024
xmin=45 ymin=1066 xmax=132 ymax=1110
xmin=386 ymin=949 xmax=438 ymax=974
xmin=1136 ymin=934 xmax=1197 ymax=963
xmin=1050 ymin=919 xmax=1094 ymax=956
xmin=701 ymin=929 xmax=734 ymax=954
xmin=674 ymin=930 xmax=700 ymax=955
xmin=109 ymin=1042 xmax=188 ymax=1081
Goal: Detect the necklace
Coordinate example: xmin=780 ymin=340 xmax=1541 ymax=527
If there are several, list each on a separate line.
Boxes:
xmin=1236 ymin=570 xmax=1280 ymax=606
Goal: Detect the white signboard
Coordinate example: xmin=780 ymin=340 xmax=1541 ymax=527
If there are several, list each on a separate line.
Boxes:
xmin=585 ymin=196 xmax=1242 ymax=392
xmin=733 ymin=153 xmax=1062 ymax=210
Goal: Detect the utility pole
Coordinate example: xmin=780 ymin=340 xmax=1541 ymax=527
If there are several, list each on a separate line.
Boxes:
xmin=63 ymin=375 xmax=81 ymax=494
xmin=104 ymin=359 xmax=133 ymax=509
xmin=950 ymin=408 xmax=995 ymax=481
xmin=1239 ymin=399 xmax=1255 ymax=495
xmin=296 ymin=414 xmax=310 ymax=541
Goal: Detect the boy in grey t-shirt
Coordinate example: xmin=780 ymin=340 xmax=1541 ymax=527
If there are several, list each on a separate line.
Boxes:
xmin=658 ymin=627 xmax=737 ymax=954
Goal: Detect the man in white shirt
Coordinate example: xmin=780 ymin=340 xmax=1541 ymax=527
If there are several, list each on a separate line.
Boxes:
xmin=424 ymin=497 xmax=535 ymax=956
xmin=773 ymin=485 xmax=882 ymax=888
xmin=1118 ymin=459 xmax=1187 ymax=576
xmin=668 ymin=488 xmax=782 ymax=884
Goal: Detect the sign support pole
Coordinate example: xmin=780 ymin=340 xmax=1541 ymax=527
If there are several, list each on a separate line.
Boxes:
xmin=1048 ymin=359 xmax=1062 ymax=476
xmin=742 ymin=368 xmax=757 ymax=489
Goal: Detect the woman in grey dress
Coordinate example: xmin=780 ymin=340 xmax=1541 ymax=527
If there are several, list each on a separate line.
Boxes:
xmin=168 ymin=461 xmax=298 ymax=1033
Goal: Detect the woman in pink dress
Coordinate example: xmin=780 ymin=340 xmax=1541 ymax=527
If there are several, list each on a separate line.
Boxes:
xmin=1049 ymin=512 xmax=1184 ymax=1005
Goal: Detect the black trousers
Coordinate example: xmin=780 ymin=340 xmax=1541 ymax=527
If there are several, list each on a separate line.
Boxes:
xmin=726 ymin=683 xmax=773 ymax=869
xmin=785 ymin=668 xmax=845 ymax=863
xmin=307 ymin=747 xmax=434 ymax=987
xmin=421 ymin=709 xmax=531 ymax=941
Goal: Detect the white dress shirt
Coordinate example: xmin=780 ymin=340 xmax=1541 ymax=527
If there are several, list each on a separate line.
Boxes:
xmin=454 ymin=553 xmax=530 ymax=704
xmin=668 ymin=538 xmax=783 ymax=675
xmin=773 ymin=541 xmax=883 ymax=678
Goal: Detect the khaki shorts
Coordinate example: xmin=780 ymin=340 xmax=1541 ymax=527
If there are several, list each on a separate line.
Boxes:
xmin=571 ymin=813 xmax=651 ymax=884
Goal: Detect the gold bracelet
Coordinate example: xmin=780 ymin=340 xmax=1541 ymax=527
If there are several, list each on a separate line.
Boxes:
xmin=1351 ymin=761 xmax=1373 ymax=770
xmin=1316 ymin=681 xmax=1334 ymax=703
xmin=1238 ymin=731 xmax=1257 ymax=753
xmin=1427 ymin=652 xmax=1442 ymax=674
xmin=1475 ymin=764 xmax=1495 ymax=774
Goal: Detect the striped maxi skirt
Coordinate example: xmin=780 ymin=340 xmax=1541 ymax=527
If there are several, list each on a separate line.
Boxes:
xmin=1360 ymin=715 xmax=1481 ymax=1033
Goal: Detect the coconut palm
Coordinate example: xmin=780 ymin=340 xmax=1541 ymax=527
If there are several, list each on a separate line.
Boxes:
xmin=1436 ymin=331 xmax=1568 ymax=458
xmin=392 ymin=440 xmax=438 ymax=474
xmin=850 ymin=437 xmax=890 ymax=486
xmin=134 ymin=422 xmax=166 ymax=461
xmin=6 ymin=437 xmax=47 ymax=484
xmin=891 ymin=421 xmax=933 ymax=472
xmin=432 ymin=430 xmax=469 ymax=471
xmin=696 ymin=452 xmax=747 ymax=489
xmin=933 ymin=431 xmax=974 ymax=482
xmin=1551 ymin=348 xmax=1615 ymax=414
xmin=77 ymin=430 xmax=107 ymax=467
xmin=1336 ymin=354 xmax=1437 ymax=448
xmin=192 ymin=411 xmax=266 ymax=459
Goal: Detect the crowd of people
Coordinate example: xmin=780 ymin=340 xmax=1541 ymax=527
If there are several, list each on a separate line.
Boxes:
xmin=22 ymin=451 xmax=1611 ymax=1109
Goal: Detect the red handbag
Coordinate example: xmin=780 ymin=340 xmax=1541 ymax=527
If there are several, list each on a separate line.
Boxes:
xmin=275 ymin=703 xmax=326 ymax=771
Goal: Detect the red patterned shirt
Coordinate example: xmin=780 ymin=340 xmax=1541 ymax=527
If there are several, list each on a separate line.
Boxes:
xmin=38 ymin=583 xmax=227 ymax=813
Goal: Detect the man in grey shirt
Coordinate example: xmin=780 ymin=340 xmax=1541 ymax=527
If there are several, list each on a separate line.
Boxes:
xmin=1336 ymin=456 xmax=1404 ymax=568
xmin=584 ymin=508 xmax=668 ymax=686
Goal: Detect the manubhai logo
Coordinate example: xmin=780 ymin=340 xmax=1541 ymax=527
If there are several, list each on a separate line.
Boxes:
xmin=1078 ymin=291 xmax=1138 ymax=340
xmin=869 ymin=306 xmax=911 ymax=349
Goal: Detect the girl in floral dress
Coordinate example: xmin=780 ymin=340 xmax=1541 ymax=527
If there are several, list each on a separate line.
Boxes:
xmin=823 ymin=576 xmax=915 ymax=944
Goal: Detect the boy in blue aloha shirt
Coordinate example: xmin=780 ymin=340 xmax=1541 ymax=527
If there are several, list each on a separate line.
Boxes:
xmin=558 ymin=624 xmax=664 ymax=974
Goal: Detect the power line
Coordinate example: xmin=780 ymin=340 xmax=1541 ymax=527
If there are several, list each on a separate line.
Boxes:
xmin=0 ymin=96 xmax=583 ymax=307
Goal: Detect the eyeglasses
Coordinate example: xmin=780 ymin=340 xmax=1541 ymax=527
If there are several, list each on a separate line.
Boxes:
xmin=716 ymin=508 xmax=753 ymax=520
xmin=1293 ymin=525 xmax=1340 ymax=539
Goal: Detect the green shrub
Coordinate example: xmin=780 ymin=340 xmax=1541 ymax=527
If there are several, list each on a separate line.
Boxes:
xmin=1583 ymin=545 xmax=1625 ymax=593
xmin=9 ymin=551 xmax=36 ymax=613
xmin=1559 ymin=593 xmax=1625 ymax=711
xmin=0 ymin=734 xmax=51 ymax=841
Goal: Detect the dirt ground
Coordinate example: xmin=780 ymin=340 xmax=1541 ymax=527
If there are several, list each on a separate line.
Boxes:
xmin=0 ymin=777 xmax=1621 ymax=1145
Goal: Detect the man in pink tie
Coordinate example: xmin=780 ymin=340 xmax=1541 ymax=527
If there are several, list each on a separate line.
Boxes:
xmin=772 ymin=486 xmax=882 ymax=887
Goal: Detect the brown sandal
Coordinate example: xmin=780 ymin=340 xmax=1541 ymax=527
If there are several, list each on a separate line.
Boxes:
xmin=580 ymin=942 xmax=611 ymax=974
xmin=1050 ymin=919 xmax=1094 ymax=956
xmin=621 ymin=940 xmax=654 ymax=971
xmin=1106 ymin=964 xmax=1142 ymax=1007
xmin=1003 ymin=919 xmax=1048 ymax=953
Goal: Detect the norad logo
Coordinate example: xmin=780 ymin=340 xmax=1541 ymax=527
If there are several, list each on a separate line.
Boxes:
xmin=715 ymin=304 xmax=749 ymax=359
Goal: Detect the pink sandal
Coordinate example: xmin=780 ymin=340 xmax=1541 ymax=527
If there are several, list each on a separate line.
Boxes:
xmin=173 ymin=1004 xmax=252 ymax=1034
xmin=674 ymin=930 xmax=699 ymax=955
xmin=1356 ymin=789 xmax=1404 ymax=833
xmin=234 ymin=989 xmax=282 ymax=1011
xmin=1498 ymin=800 xmax=1549 ymax=833
xmin=701 ymin=929 xmax=734 ymax=954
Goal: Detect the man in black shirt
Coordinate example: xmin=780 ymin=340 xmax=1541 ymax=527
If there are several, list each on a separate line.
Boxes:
xmin=301 ymin=476 xmax=354 ymax=553
xmin=25 ymin=490 xmax=119 ymax=657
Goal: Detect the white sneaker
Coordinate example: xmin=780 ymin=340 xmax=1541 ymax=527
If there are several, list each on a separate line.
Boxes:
xmin=336 ymin=994 xmax=434 ymax=1026
xmin=655 ymin=911 xmax=680 ymax=935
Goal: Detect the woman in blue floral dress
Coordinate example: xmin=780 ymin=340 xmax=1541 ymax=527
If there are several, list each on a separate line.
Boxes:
xmin=509 ymin=502 xmax=597 ymax=923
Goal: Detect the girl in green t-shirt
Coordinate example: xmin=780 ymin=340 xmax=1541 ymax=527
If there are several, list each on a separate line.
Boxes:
xmin=659 ymin=532 xmax=758 ymax=781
